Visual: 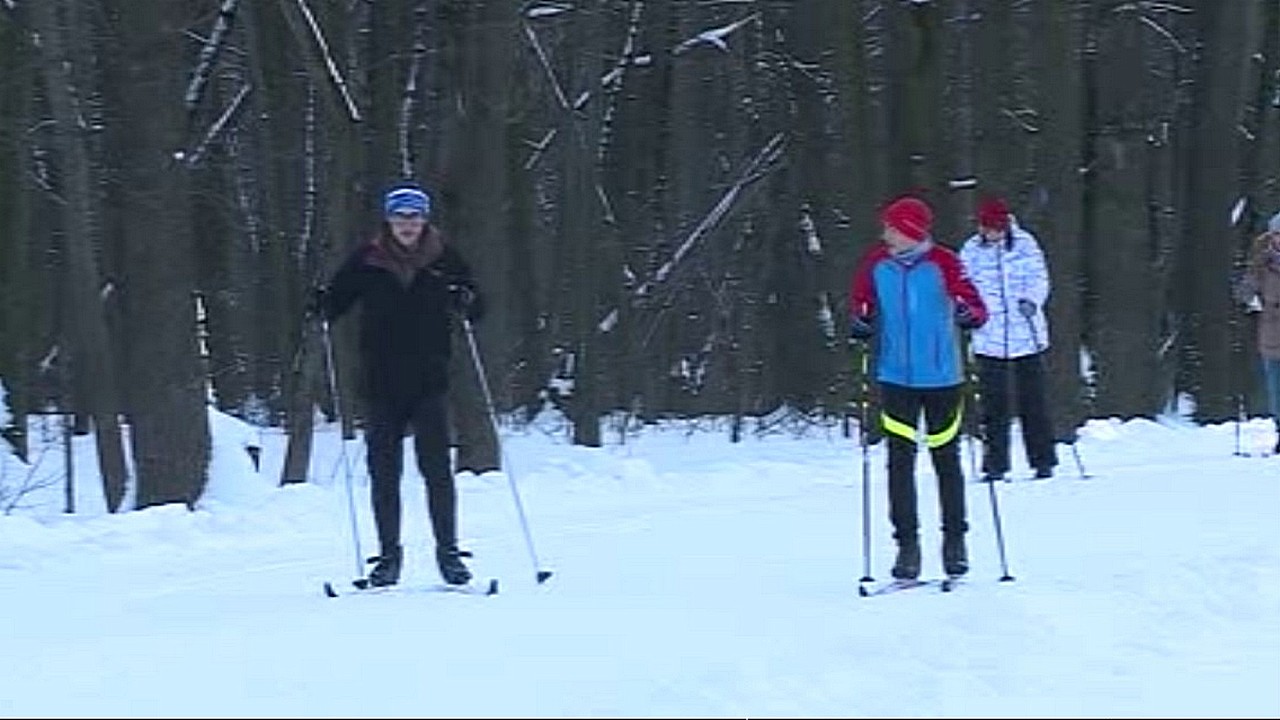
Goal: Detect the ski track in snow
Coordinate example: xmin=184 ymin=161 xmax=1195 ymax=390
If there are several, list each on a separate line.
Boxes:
xmin=0 ymin=416 xmax=1277 ymax=716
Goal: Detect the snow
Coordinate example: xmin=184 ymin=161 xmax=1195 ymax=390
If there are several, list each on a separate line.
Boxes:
xmin=0 ymin=407 xmax=1278 ymax=717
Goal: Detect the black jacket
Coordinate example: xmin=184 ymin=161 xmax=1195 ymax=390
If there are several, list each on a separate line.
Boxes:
xmin=322 ymin=236 xmax=483 ymax=402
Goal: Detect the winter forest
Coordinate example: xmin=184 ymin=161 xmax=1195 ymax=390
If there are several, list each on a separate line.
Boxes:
xmin=0 ymin=0 xmax=1278 ymax=511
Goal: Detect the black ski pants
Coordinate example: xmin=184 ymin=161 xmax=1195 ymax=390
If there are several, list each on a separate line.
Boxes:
xmin=975 ymin=352 xmax=1058 ymax=475
xmin=365 ymin=391 xmax=458 ymax=556
xmin=879 ymin=383 xmax=968 ymax=544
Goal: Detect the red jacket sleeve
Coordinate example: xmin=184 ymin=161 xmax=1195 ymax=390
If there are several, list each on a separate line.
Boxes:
xmin=932 ymin=246 xmax=989 ymax=325
xmin=849 ymin=245 xmax=887 ymax=319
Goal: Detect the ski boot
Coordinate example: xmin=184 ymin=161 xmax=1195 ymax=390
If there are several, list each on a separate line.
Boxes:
xmin=942 ymin=534 xmax=968 ymax=577
xmin=436 ymin=545 xmax=473 ymax=586
xmin=891 ymin=538 xmax=921 ymax=580
xmin=366 ymin=545 xmax=403 ymax=587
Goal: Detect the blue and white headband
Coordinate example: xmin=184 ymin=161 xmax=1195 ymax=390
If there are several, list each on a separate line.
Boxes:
xmin=384 ymin=186 xmax=431 ymax=218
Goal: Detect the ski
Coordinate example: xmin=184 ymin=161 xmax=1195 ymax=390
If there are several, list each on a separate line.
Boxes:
xmin=322 ymin=577 xmax=499 ymax=598
xmin=859 ymin=578 xmax=939 ymax=596
xmin=859 ymin=575 xmax=966 ymax=596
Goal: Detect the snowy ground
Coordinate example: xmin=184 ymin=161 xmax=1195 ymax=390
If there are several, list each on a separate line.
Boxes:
xmin=0 ymin=409 xmax=1278 ymax=717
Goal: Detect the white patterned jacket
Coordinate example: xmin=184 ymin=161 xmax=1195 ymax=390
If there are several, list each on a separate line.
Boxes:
xmin=958 ymin=219 xmax=1051 ymax=359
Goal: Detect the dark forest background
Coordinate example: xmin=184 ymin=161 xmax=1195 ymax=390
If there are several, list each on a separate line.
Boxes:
xmin=0 ymin=0 xmax=1277 ymax=510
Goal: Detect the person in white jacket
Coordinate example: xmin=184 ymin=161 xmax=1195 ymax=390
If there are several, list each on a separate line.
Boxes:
xmin=959 ymin=197 xmax=1058 ymax=481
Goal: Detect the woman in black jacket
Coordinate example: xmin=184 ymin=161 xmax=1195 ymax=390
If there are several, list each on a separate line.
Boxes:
xmin=319 ymin=181 xmax=484 ymax=587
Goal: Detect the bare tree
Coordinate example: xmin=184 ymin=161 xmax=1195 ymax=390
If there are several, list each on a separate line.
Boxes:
xmin=101 ymin=0 xmax=209 ymax=508
xmin=1179 ymin=1 xmax=1264 ymax=422
xmin=28 ymin=0 xmax=130 ymax=511
xmin=0 ymin=8 xmax=39 ymax=462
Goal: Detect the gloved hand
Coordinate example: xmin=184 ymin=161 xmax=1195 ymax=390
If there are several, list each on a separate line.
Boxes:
xmin=1017 ymin=298 xmax=1037 ymax=318
xmin=447 ymin=283 xmax=480 ymax=319
xmin=849 ymin=314 xmax=876 ymax=340
xmin=956 ymin=302 xmax=982 ymax=330
xmin=1245 ymin=295 xmax=1263 ymax=314
xmin=306 ymin=286 xmax=327 ymax=318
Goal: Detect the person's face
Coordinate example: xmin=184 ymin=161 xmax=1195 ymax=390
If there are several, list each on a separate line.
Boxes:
xmin=980 ymin=225 xmax=1004 ymax=243
xmin=882 ymin=224 xmax=918 ymax=253
xmin=388 ymin=211 xmax=426 ymax=246
xmin=1268 ymin=230 xmax=1280 ymax=254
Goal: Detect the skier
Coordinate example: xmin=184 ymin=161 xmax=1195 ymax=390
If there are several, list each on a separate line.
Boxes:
xmin=849 ymin=194 xmax=988 ymax=581
xmin=959 ymin=196 xmax=1058 ymax=481
xmin=1235 ymin=210 xmax=1280 ymax=454
xmin=315 ymin=181 xmax=484 ymax=587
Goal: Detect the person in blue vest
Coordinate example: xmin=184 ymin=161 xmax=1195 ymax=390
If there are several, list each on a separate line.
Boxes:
xmin=849 ymin=194 xmax=988 ymax=580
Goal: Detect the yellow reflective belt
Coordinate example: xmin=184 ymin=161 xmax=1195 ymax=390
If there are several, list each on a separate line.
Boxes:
xmin=880 ymin=397 xmax=964 ymax=448
xmin=926 ymin=398 xmax=964 ymax=449
xmin=880 ymin=411 xmax=917 ymax=442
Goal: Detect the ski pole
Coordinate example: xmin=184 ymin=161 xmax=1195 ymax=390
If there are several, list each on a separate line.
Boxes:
xmin=856 ymin=340 xmax=874 ymax=589
xmin=1023 ymin=312 xmax=1091 ymax=478
xmin=963 ymin=340 xmax=982 ymax=481
xmin=317 ymin=312 xmax=364 ymax=580
xmin=460 ymin=315 xmax=553 ymax=584
xmin=985 ymin=470 xmax=1015 ymax=582
xmin=997 ymin=239 xmax=1015 ymax=483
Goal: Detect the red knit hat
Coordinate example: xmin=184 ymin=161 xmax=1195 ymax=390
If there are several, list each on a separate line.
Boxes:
xmin=880 ymin=196 xmax=933 ymax=242
xmin=977 ymin=197 xmax=1010 ymax=231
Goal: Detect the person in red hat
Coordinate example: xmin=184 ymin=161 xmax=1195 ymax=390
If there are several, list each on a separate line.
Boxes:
xmin=848 ymin=194 xmax=988 ymax=581
xmin=959 ymin=196 xmax=1057 ymax=481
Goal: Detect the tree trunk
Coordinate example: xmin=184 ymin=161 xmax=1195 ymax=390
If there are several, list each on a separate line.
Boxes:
xmin=0 ymin=11 xmax=37 ymax=462
xmin=1181 ymin=3 xmax=1260 ymax=422
xmin=103 ymin=0 xmax=209 ymax=508
xmin=30 ymin=0 xmax=130 ymax=511
xmin=1028 ymin=0 xmax=1088 ymax=439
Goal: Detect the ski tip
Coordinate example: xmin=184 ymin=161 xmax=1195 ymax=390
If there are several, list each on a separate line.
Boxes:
xmin=485 ymin=578 xmax=500 ymax=596
xmin=323 ymin=582 xmax=338 ymax=598
xmin=536 ymin=570 xmax=554 ymax=584
xmin=857 ymin=584 xmax=870 ymax=597
xmin=352 ymin=578 xmax=370 ymax=590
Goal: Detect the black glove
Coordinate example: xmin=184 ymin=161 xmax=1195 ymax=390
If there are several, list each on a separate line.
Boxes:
xmin=306 ymin=286 xmax=328 ymax=318
xmin=956 ymin=302 xmax=982 ymax=330
xmin=849 ymin=314 xmax=876 ymax=340
xmin=447 ymin=283 xmax=479 ymax=318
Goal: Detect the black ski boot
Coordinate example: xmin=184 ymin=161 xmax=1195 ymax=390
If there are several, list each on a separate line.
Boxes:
xmin=436 ymin=545 xmax=473 ymax=586
xmin=891 ymin=538 xmax=921 ymax=580
xmin=942 ymin=534 xmax=968 ymax=577
xmin=366 ymin=545 xmax=403 ymax=587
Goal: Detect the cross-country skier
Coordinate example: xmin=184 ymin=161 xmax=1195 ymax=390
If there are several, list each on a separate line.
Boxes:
xmin=849 ymin=194 xmax=988 ymax=581
xmin=315 ymin=181 xmax=484 ymax=587
xmin=959 ymin=196 xmax=1058 ymax=482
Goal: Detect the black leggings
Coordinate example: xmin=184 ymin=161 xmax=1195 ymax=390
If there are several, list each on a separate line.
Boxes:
xmin=879 ymin=383 xmax=968 ymax=542
xmin=364 ymin=391 xmax=457 ymax=556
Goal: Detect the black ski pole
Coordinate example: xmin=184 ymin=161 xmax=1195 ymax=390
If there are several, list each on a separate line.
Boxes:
xmin=856 ymin=340 xmax=874 ymax=593
xmin=459 ymin=315 xmax=553 ymax=584
xmin=997 ymin=238 xmax=1015 ymax=483
xmin=985 ymin=472 xmax=1016 ymax=582
xmin=317 ymin=312 xmax=364 ymax=583
xmin=963 ymin=340 xmax=982 ymax=482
